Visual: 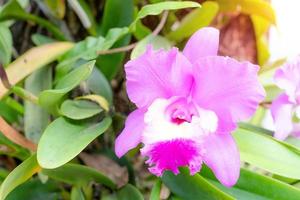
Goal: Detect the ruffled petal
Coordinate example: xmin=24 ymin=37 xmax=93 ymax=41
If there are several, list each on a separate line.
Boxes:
xmin=141 ymin=139 xmax=203 ymax=176
xmin=271 ymin=94 xmax=294 ymax=140
xmin=292 ymin=123 xmax=300 ymax=138
xmin=115 ymin=108 xmax=146 ymax=157
xmin=202 ymin=133 xmax=240 ymax=187
xmin=125 ymin=46 xmax=193 ymax=108
xmin=274 ymin=56 xmax=300 ymax=103
xmin=183 ymin=27 xmax=219 ymax=64
xmin=192 ymin=56 xmax=265 ymax=131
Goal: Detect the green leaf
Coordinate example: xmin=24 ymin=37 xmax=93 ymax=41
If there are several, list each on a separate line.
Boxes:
xmin=37 ymin=117 xmax=112 ymax=169
xmin=234 ymin=128 xmax=300 ymax=179
xmin=24 ymin=67 xmax=51 ymax=143
xmin=162 ymin=168 xmax=234 ymax=200
xmin=209 ymin=181 xmax=269 ymax=200
xmin=44 ymin=0 xmax=66 ymax=19
xmin=24 ymin=30 xmax=53 ymax=143
xmin=56 ymin=27 xmax=128 ymax=80
xmin=67 ymin=0 xmax=97 ymax=35
xmin=31 ymin=33 xmax=56 ymax=45
xmin=86 ymin=68 xmax=113 ymax=104
xmin=131 ymin=34 xmax=172 ymax=59
xmin=96 ymin=39 xmax=130 ymax=81
xmin=56 ymin=38 xmax=105 ymax=79
xmin=0 ymin=23 xmax=12 ymax=66
xmin=2 ymin=96 xmax=24 ymax=114
xmin=0 ymin=155 xmax=41 ymax=200
xmin=117 ymin=184 xmax=143 ymax=200
xmin=60 ymin=99 xmax=103 ymax=120
xmin=76 ymin=94 xmax=109 ymax=112
xmin=100 ymin=0 xmax=133 ymax=35
xmin=6 ymin=178 xmax=60 ymax=200
xmin=201 ymin=167 xmax=300 ymax=200
xmin=38 ymin=60 xmax=95 ymax=114
xmin=42 ymin=163 xmax=116 ymax=189
xmin=16 ymin=0 xmax=29 ymax=8
xmin=102 ymin=27 xmax=129 ymax=50
xmin=98 ymin=0 xmax=134 ymax=79
xmin=0 ymin=169 xmax=9 ymax=184
xmin=150 ymin=180 xmax=162 ymax=200
xmin=238 ymin=122 xmax=273 ymax=136
xmin=0 ymin=100 xmax=20 ymax=123
xmin=216 ymin=0 xmax=276 ymax=24
xmin=0 ymin=0 xmax=66 ymax=40
xmin=71 ymin=186 xmax=85 ymax=200
xmin=0 ymin=131 xmax=30 ymax=160
xmin=0 ymin=42 xmax=74 ymax=99
xmin=133 ymin=7 xmax=152 ymax=40
xmin=167 ymin=1 xmax=219 ymax=42
xmin=59 ymin=27 xmax=128 ymax=63
xmin=130 ymin=1 xmax=201 ymax=31
xmin=286 ymin=137 xmax=300 ymax=150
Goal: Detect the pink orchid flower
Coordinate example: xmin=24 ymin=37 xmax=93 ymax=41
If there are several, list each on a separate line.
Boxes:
xmin=271 ymin=56 xmax=300 ymax=140
xmin=115 ymin=27 xmax=265 ymax=187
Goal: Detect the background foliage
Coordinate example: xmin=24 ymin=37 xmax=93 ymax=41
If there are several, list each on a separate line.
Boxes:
xmin=0 ymin=0 xmax=298 ymax=199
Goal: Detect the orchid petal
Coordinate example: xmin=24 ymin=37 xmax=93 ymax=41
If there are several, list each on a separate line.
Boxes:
xmin=192 ymin=56 xmax=265 ymax=130
xmin=183 ymin=27 xmax=219 ymax=63
xmin=125 ymin=46 xmax=193 ymax=108
xmin=115 ymin=108 xmax=146 ymax=157
xmin=274 ymin=56 xmax=300 ymax=103
xmin=271 ymin=94 xmax=294 ymax=140
xmin=203 ymin=133 xmax=240 ymax=187
xmin=141 ymin=139 xmax=203 ymax=176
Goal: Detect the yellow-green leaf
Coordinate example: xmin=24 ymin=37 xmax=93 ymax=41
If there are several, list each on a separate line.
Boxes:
xmin=0 ymin=42 xmax=74 ymax=99
xmin=130 ymin=1 xmax=201 ymax=31
xmin=251 ymin=15 xmax=271 ymax=65
xmin=216 ymin=0 xmax=276 ymax=24
xmin=0 ymin=155 xmax=41 ymax=200
xmin=167 ymin=1 xmax=219 ymax=42
xmin=76 ymin=94 xmax=110 ymax=112
xmin=44 ymin=0 xmax=66 ymax=19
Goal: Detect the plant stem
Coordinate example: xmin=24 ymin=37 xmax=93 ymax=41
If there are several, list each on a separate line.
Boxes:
xmin=11 ymin=86 xmax=39 ymax=105
xmin=97 ymin=11 xmax=169 ymax=55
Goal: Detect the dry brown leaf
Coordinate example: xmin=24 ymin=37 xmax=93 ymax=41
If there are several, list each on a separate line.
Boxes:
xmin=218 ymin=14 xmax=257 ymax=63
xmin=160 ymin=183 xmax=171 ymax=199
xmin=79 ymin=152 xmax=128 ymax=188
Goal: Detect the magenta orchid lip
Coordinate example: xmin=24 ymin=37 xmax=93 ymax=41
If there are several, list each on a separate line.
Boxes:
xmin=115 ymin=27 xmax=265 ymax=187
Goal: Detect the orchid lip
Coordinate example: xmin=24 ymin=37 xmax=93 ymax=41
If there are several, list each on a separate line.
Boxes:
xmin=140 ymin=97 xmax=219 ymax=176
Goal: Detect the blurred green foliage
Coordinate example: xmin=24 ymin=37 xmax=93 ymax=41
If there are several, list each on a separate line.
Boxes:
xmin=0 ymin=0 xmax=298 ymax=200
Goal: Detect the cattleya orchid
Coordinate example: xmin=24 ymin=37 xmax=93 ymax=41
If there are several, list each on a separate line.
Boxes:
xmin=115 ymin=27 xmax=265 ymax=187
xmin=271 ymin=56 xmax=300 ymax=140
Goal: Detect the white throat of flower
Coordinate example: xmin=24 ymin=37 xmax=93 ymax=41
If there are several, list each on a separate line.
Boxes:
xmin=295 ymin=105 xmax=300 ymax=119
xmin=141 ymin=98 xmax=218 ymax=145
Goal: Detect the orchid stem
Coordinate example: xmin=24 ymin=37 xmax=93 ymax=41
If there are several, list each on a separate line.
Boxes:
xmin=11 ymin=86 xmax=39 ymax=105
xmin=1 ymin=64 xmax=39 ymax=105
xmin=97 ymin=11 xmax=169 ymax=55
